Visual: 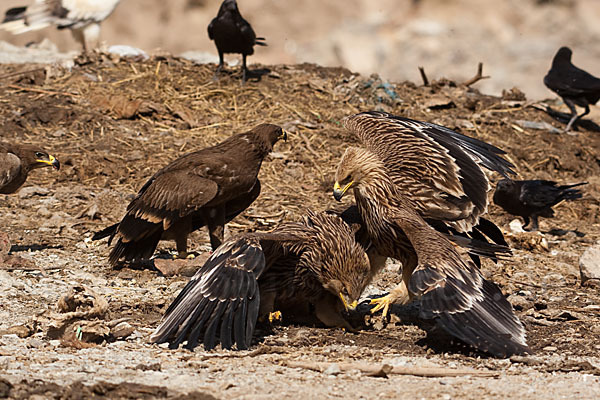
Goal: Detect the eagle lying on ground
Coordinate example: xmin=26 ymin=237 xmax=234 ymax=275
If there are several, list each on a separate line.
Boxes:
xmin=333 ymin=112 xmax=529 ymax=357
xmin=208 ymin=0 xmax=267 ymax=82
xmin=493 ymin=178 xmax=586 ymax=231
xmin=150 ymin=210 xmax=371 ymax=351
xmin=0 ymin=142 xmax=60 ymax=194
xmin=93 ymin=124 xmax=286 ymax=267
xmin=1 ymin=0 xmax=121 ymax=51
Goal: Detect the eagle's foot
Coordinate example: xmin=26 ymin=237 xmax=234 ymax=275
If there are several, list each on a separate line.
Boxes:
xmin=370 ymin=283 xmax=413 ymax=318
xmin=172 ymin=251 xmax=198 ymax=260
xmin=268 ymin=311 xmax=282 ymax=323
xmin=370 ymin=294 xmax=393 ymax=318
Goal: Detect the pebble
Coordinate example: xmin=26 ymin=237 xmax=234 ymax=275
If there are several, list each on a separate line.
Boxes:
xmin=324 ymin=363 xmax=341 ymax=376
xmin=579 ymin=244 xmax=600 ymax=284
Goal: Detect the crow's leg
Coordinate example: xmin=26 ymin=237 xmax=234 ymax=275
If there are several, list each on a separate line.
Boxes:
xmin=242 ymin=54 xmax=248 ymax=83
xmin=529 ymin=215 xmax=540 ymax=232
xmin=522 ymin=216 xmax=531 ymax=231
xmin=564 ymin=98 xmax=579 ymax=132
xmin=213 ymin=51 xmax=225 ymax=80
xmin=576 ymin=104 xmax=591 ymax=126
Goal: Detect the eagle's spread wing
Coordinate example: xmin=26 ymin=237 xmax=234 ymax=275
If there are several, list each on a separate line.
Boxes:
xmin=0 ymin=152 xmax=22 ymax=191
xmin=151 ymin=236 xmax=266 ymax=351
xmin=345 ymin=111 xmax=514 ymax=232
xmin=402 ymin=220 xmax=529 ymax=357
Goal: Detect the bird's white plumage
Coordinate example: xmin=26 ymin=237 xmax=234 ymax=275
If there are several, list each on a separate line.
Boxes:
xmin=0 ymin=0 xmax=121 ymax=50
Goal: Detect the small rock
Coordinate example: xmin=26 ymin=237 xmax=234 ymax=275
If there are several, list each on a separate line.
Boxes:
xmin=579 ymin=245 xmax=600 ymax=284
xmin=543 ymin=346 xmax=558 ymax=352
xmin=108 ymin=45 xmax=149 ymax=60
xmin=507 ymin=294 xmax=533 ymax=311
xmin=27 ymin=338 xmax=44 ymax=348
xmin=111 ymin=322 xmax=135 ymax=339
xmin=515 ymin=120 xmax=561 ymax=134
xmin=18 ymin=186 xmax=49 ymax=199
xmin=509 ymin=219 xmax=524 ymax=233
xmin=5 ymin=325 xmax=32 ymax=338
xmin=324 ymin=363 xmax=342 ymax=376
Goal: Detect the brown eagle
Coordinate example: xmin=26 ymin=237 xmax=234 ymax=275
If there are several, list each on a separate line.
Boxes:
xmin=0 ymin=142 xmax=60 ymax=194
xmin=1 ymin=0 xmax=121 ymax=51
xmin=333 ymin=112 xmax=529 ymax=357
xmin=150 ymin=210 xmax=371 ymax=351
xmin=93 ymin=124 xmax=286 ymax=267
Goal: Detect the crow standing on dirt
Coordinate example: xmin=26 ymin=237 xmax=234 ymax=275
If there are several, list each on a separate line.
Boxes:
xmin=208 ymin=0 xmax=267 ymax=82
xmin=493 ymin=179 xmax=587 ymax=231
xmin=92 ymin=124 xmax=287 ymax=267
xmin=0 ymin=143 xmax=60 ymax=194
xmin=0 ymin=0 xmax=121 ymax=52
xmin=544 ymin=46 xmax=600 ymax=131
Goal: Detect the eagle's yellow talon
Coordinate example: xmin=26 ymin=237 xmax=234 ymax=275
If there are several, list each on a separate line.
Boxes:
xmin=268 ymin=311 xmax=282 ymax=323
xmin=370 ymin=295 xmax=392 ymax=318
xmin=186 ymin=253 xmax=196 ymax=259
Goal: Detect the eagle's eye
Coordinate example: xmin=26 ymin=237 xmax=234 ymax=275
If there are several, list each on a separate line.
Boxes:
xmin=35 ymin=152 xmax=45 ymax=158
xmin=340 ymin=175 xmax=352 ymax=185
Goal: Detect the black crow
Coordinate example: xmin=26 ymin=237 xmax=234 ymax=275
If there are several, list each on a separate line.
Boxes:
xmin=493 ymin=179 xmax=586 ymax=231
xmin=207 ymin=0 xmax=266 ymax=82
xmin=543 ymin=46 xmax=600 ymax=131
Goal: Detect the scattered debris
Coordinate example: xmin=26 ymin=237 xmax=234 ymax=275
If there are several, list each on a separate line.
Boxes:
xmin=284 ymin=361 xmax=499 ymax=378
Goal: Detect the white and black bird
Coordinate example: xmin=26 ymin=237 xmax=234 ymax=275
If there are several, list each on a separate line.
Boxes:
xmin=1 ymin=0 xmax=121 ymax=51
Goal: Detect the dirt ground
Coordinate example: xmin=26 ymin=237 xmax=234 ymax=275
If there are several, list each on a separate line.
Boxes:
xmin=2 ymin=0 xmax=600 ymax=99
xmin=0 ymin=56 xmax=600 ymax=399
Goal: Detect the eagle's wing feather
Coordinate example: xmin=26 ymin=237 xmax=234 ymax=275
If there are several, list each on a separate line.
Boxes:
xmin=400 ymin=218 xmax=529 ymax=357
xmin=126 ymin=170 xmax=219 ymax=228
xmin=150 ymin=236 xmax=266 ymax=350
xmin=345 ymin=111 xmax=514 ymax=231
xmin=0 ymin=152 xmax=22 ymax=191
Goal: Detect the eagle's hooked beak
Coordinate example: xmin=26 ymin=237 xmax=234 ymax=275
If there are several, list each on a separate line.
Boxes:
xmin=279 ymin=129 xmax=288 ymax=142
xmin=36 ymin=154 xmax=60 ymax=170
xmin=339 ymin=292 xmax=358 ymax=312
xmin=333 ymin=181 xmax=353 ymax=201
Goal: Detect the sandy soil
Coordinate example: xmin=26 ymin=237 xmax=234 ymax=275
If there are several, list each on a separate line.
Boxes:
xmin=1 ymin=0 xmax=600 ymax=99
xmin=0 ymin=56 xmax=599 ymax=399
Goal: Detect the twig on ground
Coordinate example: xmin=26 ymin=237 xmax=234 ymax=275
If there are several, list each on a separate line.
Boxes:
xmin=418 ymin=66 xmax=429 ymax=86
xmin=5 ymin=84 xmax=79 ymax=98
xmin=462 ymin=62 xmax=490 ymax=87
xmin=284 ymin=360 xmax=499 ymax=378
xmin=0 ymin=67 xmax=46 ymax=80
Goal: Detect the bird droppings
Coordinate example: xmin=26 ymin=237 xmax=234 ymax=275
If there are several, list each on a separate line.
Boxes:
xmin=0 ymin=56 xmax=599 ymax=399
